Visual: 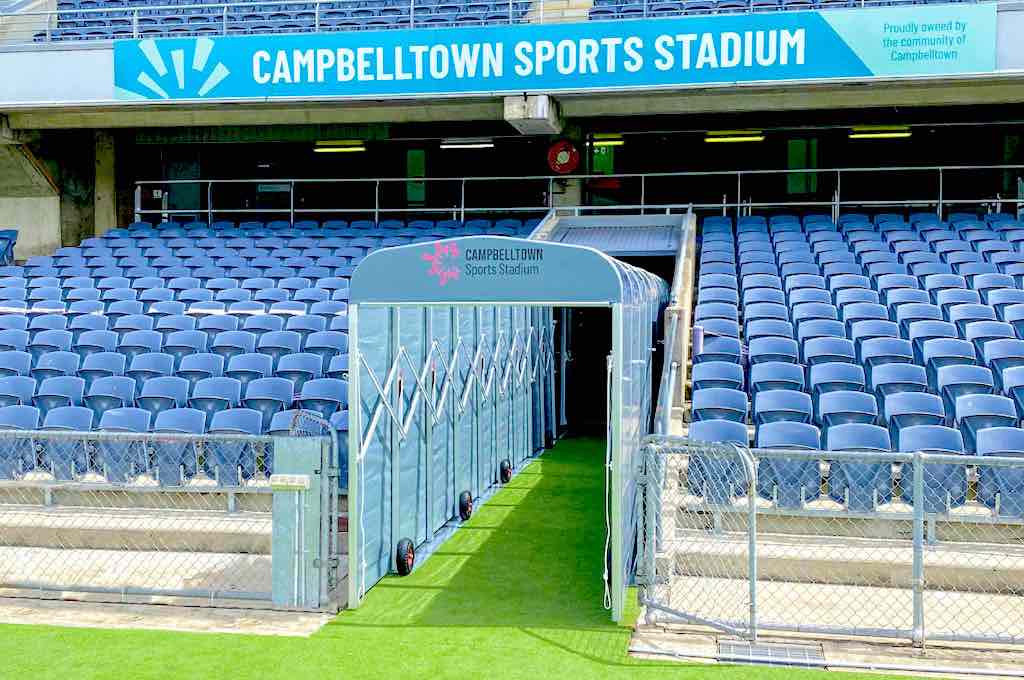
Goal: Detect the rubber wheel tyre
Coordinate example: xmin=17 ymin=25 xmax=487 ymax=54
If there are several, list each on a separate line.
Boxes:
xmin=395 ymin=538 xmax=415 ymax=576
xmin=499 ymin=459 xmax=513 ymax=484
xmin=458 ymin=490 xmax=473 ymax=521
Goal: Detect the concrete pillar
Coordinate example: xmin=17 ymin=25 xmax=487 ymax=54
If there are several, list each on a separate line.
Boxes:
xmin=94 ymin=130 xmax=116 ymax=236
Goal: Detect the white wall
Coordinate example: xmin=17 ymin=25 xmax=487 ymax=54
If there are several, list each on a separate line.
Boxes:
xmin=0 ymin=196 xmax=60 ymax=259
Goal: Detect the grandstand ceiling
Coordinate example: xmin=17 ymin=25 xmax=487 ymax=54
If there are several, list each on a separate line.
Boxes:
xmin=5 ymin=76 xmax=1024 ymax=130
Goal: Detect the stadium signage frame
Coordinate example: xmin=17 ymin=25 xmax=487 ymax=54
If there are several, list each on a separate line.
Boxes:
xmin=113 ymin=4 xmax=997 ymax=102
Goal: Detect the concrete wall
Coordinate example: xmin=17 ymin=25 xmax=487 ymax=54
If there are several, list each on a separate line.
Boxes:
xmin=0 ymin=195 xmax=59 ymax=258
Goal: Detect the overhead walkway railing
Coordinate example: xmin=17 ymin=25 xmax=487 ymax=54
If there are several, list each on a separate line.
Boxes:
xmin=346 ymin=235 xmax=667 ymax=621
xmin=132 ymin=164 xmax=1024 ymax=225
xmin=0 ymin=0 xmax=987 ymax=47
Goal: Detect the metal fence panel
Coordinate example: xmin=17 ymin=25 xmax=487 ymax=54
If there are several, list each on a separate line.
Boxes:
xmin=639 ymin=440 xmax=757 ymax=639
xmin=0 ymin=429 xmax=275 ymax=605
xmin=640 ymin=437 xmax=1024 ymax=646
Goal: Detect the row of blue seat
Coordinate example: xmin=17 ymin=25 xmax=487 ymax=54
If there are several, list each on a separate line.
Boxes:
xmin=688 ymin=212 xmax=1024 ymax=515
xmin=688 ymin=419 xmax=1024 ymax=516
xmin=0 ymin=403 xmax=346 ymax=485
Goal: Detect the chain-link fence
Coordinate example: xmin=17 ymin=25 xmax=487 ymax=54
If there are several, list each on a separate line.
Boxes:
xmin=0 ymin=424 xmax=340 ymax=610
xmin=638 ymin=436 xmax=1024 ymax=646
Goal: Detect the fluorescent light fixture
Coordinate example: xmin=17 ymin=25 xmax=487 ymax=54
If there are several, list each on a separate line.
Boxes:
xmin=587 ymin=133 xmax=624 ymax=147
xmin=314 ymin=140 xmax=366 ymax=153
xmin=705 ymin=130 xmax=765 ymax=143
xmin=849 ymin=126 xmax=912 ymax=140
xmin=440 ymin=137 xmax=494 ymax=149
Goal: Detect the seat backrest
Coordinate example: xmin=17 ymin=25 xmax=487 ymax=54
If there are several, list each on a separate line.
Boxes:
xmin=825 ymin=423 xmax=891 ymax=451
xmin=153 ymin=407 xmax=206 ymax=433
xmin=209 ymin=407 xmax=263 ymax=434
xmin=43 ymin=405 xmax=94 ymax=430
xmin=898 ymin=425 xmax=964 ymax=453
xmin=99 ymin=407 xmax=150 ymax=431
xmin=140 ymin=375 xmax=190 ymax=403
xmin=756 ymin=421 xmax=820 ymax=449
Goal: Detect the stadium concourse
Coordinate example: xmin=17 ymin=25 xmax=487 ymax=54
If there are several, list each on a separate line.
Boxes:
xmin=4 ymin=0 xmax=1024 ymax=674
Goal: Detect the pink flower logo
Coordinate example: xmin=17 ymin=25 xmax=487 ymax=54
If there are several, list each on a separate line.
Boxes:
xmin=422 ymin=242 xmax=460 ymax=286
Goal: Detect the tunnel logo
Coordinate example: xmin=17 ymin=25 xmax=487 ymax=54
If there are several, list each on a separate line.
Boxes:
xmin=422 ymin=242 xmax=461 ymax=286
xmin=129 ymin=38 xmax=231 ymax=99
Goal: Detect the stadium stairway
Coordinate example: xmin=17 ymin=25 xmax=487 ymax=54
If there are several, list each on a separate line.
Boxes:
xmin=526 ymin=0 xmax=593 ymax=23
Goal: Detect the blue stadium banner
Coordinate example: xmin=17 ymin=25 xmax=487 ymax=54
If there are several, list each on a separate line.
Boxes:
xmin=113 ymin=4 xmax=997 ymax=101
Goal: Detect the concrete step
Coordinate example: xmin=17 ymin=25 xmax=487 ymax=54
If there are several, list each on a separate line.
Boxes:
xmin=665 ymin=529 xmax=1024 ymax=594
xmin=0 ymin=506 xmax=271 ymax=553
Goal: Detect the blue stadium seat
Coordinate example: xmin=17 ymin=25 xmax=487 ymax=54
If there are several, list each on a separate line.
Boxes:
xmin=137 ymin=376 xmax=189 ymax=417
xmin=977 ymin=427 xmax=1024 ymax=518
xmin=125 ymin=352 xmax=174 ymax=394
xmin=83 ymin=375 xmax=136 ymax=420
xmin=151 ymin=407 xmax=207 ymax=485
xmin=755 ymin=421 xmax=822 ymax=508
xmin=809 ymin=363 xmax=865 ymax=405
xmin=275 ymin=353 xmax=323 ymax=392
xmin=208 ymin=408 xmax=265 ymax=484
xmin=163 ymin=330 xmax=209 ymax=368
xmin=212 ymin=330 xmax=257 ymax=360
xmin=73 ymin=329 xmax=118 ymax=358
xmin=297 ymin=378 xmax=347 ymax=419
xmin=39 ymin=405 xmax=94 ymax=479
xmin=189 ymin=377 xmax=243 ymax=427
xmin=984 ymin=338 xmax=1024 ymax=391
xmin=818 ymin=390 xmax=878 ymax=429
xmin=748 ymin=337 xmax=797 ymax=365
xmin=936 ymin=364 xmax=994 ymax=424
xmin=692 ymin=388 xmax=748 ymax=423
xmin=177 ymin=353 xmax=224 ymax=393
xmin=0 ymin=375 xmax=35 ymax=407
xmin=30 ymin=351 xmax=79 ymax=381
xmin=243 ymin=377 xmax=294 ymax=432
xmin=327 ymin=355 xmax=349 ymax=380
xmin=898 ymin=425 xmax=966 ymax=513
xmin=27 ymin=329 xmax=72 ymax=360
xmin=826 ymin=423 xmax=893 ymax=511
xmin=118 ymin=330 xmax=162 ymax=364
xmin=955 ymin=394 xmax=1018 ymax=454
xmin=692 ymin=361 xmax=743 ymax=392
xmin=686 ymin=419 xmax=749 ymax=503
xmin=32 ymin=376 xmax=85 ymax=418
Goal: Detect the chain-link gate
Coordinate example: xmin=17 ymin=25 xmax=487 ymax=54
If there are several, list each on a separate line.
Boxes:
xmin=288 ymin=411 xmax=346 ymax=610
xmin=639 ymin=439 xmax=758 ymax=638
xmin=639 ymin=436 xmax=1024 ymax=646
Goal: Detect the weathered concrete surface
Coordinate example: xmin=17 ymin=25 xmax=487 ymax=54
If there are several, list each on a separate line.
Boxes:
xmin=0 ymin=596 xmax=332 ymax=636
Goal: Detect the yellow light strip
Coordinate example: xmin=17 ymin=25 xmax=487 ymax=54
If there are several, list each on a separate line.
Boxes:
xmin=313 ymin=146 xmax=366 ymax=153
xmin=705 ymin=135 xmax=766 ymax=143
xmin=848 ymin=132 xmax=912 ymax=139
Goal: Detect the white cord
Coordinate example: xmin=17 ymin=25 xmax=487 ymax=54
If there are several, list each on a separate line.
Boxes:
xmin=603 ymin=352 xmax=613 ymax=611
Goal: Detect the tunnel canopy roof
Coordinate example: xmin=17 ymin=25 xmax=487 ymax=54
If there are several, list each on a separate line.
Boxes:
xmin=351 ymin=236 xmax=666 ymax=306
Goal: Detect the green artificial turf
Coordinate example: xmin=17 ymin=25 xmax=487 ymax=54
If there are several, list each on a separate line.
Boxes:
xmin=0 ymin=438 xmax=879 ymax=680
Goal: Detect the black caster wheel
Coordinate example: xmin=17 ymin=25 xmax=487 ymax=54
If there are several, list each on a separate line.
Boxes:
xmin=395 ymin=538 xmax=415 ymax=576
xmin=458 ymin=490 xmax=473 ymax=521
xmin=499 ymin=459 xmax=512 ymax=484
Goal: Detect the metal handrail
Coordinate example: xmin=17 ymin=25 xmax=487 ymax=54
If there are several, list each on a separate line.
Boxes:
xmin=0 ymin=0 xmax=987 ymax=46
xmin=132 ymin=163 xmax=1024 ymax=224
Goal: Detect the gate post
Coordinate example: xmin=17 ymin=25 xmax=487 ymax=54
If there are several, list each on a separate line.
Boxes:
xmin=271 ymin=437 xmax=326 ymax=609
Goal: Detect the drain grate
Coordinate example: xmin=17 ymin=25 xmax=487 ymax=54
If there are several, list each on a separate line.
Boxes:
xmin=718 ymin=640 xmax=825 ymax=666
